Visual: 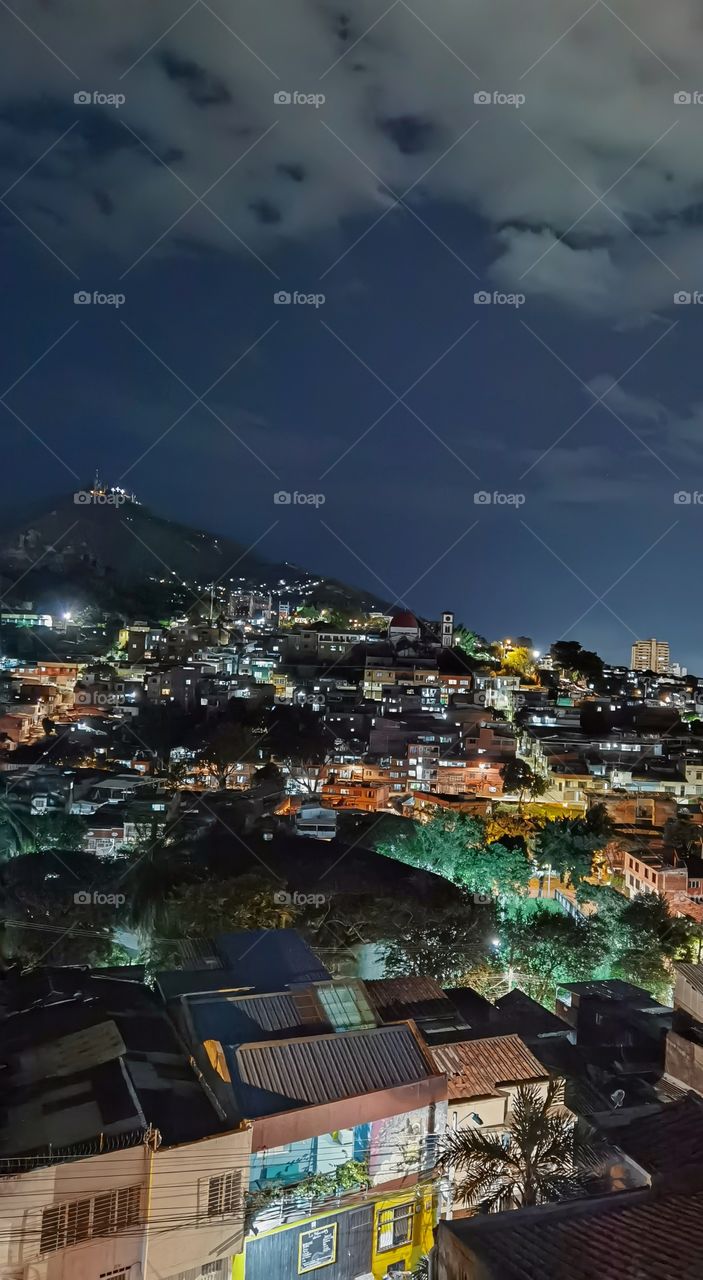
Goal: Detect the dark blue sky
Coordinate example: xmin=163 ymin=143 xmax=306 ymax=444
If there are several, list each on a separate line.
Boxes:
xmin=2 ymin=1 xmax=703 ymax=668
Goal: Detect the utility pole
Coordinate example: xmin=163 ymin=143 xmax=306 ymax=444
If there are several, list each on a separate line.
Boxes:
xmin=141 ymin=1125 xmax=162 ymax=1280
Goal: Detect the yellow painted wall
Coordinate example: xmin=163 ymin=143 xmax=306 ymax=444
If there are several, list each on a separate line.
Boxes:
xmin=371 ymin=1187 xmax=435 ymax=1280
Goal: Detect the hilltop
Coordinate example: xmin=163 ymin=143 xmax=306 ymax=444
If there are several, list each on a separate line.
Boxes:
xmin=0 ymin=489 xmax=385 ymax=620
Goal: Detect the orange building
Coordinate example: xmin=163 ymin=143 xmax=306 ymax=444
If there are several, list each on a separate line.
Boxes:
xmin=321 ymin=779 xmax=392 ymax=811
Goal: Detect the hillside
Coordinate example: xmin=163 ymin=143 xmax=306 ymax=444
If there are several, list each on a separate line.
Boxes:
xmin=0 ymin=490 xmax=385 ymax=619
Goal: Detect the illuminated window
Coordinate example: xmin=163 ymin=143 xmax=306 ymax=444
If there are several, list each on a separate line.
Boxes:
xmin=376 ymin=1203 xmax=414 ymax=1251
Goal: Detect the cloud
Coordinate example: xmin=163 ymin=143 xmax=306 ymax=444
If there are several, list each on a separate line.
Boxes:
xmin=585 ymin=376 xmax=703 ymax=466
xmin=4 ymin=0 xmax=703 ymax=313
xmin=518 ymin=442 xmax=656 ymax=503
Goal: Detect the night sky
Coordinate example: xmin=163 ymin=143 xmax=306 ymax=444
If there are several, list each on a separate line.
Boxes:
xmin=2 ymin=2 xmax=703 ymax=666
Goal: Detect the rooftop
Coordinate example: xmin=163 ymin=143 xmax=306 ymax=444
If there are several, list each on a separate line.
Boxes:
xmin=608 ymin=1094 xmax=703 ymax=1181
xmin=494 ymin=988 xmax=572 ymax=1041
xmin=0 ymin=968 xmax=224 ymax=1160
xmin=430 ymin=1034 xmax=549 ymax=1101
xmin=364 ymin=975 xmax=449 ymax=1022
xmin=156 ymin=928 xmax=331 ymax=1000
xmin=438 ymin=1180 xmax=703 ymax=1280
xmin=558 ymin=979 xmax=665 ymax=1007
xmin=183 ymin=981 xmax=376 ymax=1046
xmin=223 ymin=1023 xmax=436 ymax=1118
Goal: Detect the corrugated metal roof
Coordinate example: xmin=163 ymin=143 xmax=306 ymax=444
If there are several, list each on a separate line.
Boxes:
xmin=365 ymin=976 xmax=448 ymax=1019
xmin=175 ymin=939 xmax=223 ymax=969
xmin=232 ymin=1024 xmax=432 ymax=1116
xmin=190 ymin=990 xmax=328 ymax=1044
xmin=430 ymin=1034 xmax=549 ymax=1100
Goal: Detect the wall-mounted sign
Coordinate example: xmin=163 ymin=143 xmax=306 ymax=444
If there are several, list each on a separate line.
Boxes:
xmin=298 ymin=1222 xmax=337 ymax=1273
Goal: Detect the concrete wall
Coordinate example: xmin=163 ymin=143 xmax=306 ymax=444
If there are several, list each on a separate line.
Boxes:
xmin=0 ymin=1144 xmax=147 ymax=1280
xmin=148 ymin=1128 xmax=251 ymax=1279
xmin=434 ymin=1223 xmax=478 ymax=1280
xmin=449 ymin=1080 xmax=551 ymax=1135
xmin=665 ymin=1028 xmax=703 ymax=1096
xmin=674 ymin=971 xmax=703 ymax=1023
xmin=0 ymin=1128 xmax=251 ymax=1280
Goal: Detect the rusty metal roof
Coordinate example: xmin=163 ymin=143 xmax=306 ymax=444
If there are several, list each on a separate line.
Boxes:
xmin=364 ymin=975 xmax=448 ymax=1020
xmin=430 ymin=1033 xmax=549 ymax=1100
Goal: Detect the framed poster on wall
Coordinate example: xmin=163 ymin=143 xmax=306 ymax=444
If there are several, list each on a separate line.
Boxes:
xmin=298 ymin=1222 xmax=338 ymax=1272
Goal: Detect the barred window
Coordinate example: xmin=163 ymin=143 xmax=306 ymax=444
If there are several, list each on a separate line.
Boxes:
xmin=376 ymin=1202 xmax=414 ymax=1252
xmin=40 ymin=1198 xmax=91 ymax=1253
xmin=40 ymin=1185 xmax=141 ymax=1255
xmin=207 ymin=1171 xmax=242 ymax=1217
xmin=93 ymin=1185 xmax=142 ymax=1235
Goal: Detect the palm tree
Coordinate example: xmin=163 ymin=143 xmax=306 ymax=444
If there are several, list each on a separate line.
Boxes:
xmin=439 ymin=1081 xmax=596 ymax=1212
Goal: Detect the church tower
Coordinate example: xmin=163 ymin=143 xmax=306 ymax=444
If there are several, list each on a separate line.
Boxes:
xmin=441 ymin=610 xmax=454 ymax=647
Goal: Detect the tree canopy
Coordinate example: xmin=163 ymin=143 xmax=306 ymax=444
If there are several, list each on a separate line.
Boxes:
xmin=375 ymin=813 xmax=532 ymax=903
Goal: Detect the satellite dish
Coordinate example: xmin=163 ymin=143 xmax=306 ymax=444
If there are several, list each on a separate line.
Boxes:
xmin=610 ymin=1089 xmax=625 ymax=1109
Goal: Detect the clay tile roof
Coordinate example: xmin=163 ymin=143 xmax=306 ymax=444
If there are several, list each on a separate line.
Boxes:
xmin=439 ymin=1182 xmax=703 ymax=1280
xmin=430 ymin=1033 xmax=549 ymax=1100
xmin=610 ymin=1095 xmax=703 ymax=1180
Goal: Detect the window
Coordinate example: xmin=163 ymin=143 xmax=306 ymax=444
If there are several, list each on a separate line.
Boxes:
xmin=376 ymin=1202 xmax=414 ymax=1251
xmin=93 ymin=1185 xmax=141 ymax=1236
xmin=40 ymin=1185 xmax=141 ymax=1255
xmin=40 ymin=1199 xmax=90 ymax=1253
xmin=207 ymin=1171 xmax=242 ymax=1217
